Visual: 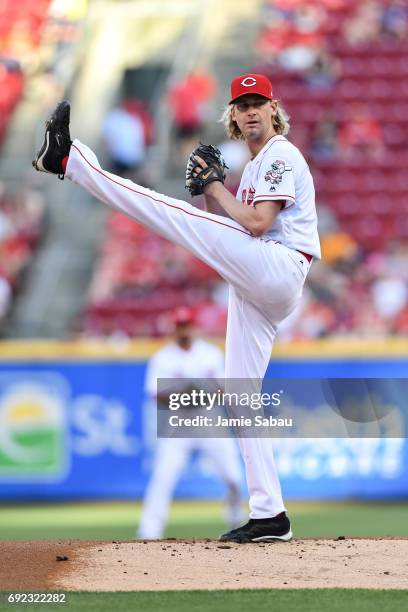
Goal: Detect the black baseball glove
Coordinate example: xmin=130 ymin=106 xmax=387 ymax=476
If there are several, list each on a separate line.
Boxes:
xmin=185 ymin=143 xmax=228 ymax=197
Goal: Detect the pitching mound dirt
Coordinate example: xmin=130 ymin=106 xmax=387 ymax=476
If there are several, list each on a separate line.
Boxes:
xmin=1 ymin=539 xmax=407 ymax=591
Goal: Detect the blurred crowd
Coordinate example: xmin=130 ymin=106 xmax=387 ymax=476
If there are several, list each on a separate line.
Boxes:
xmin=280 ymin=230 xmax=408 ymax=340
xmin=0 ymin=1 xmax=87 ymax=142
xmin=1 ymin=0 xmax=408 ymax=340
xmin=252 ymin=0 xmax=408 ymax=340
xmin=258 ymin=0 xmax=408 ymax=69
xmin=0 ymin=0 xmax=88 ymax=334
xmin=0 ymin=184 xmax=45 ymax=329
xmin=83 ymin=212 xmax=227 ymax=338
xmin=0 ymin=0 xmax=53 ymax=332
xmin=167 ymin=70 xmax=217 ymax=161
xmin=0 ymin=0 xmax=49 ymax=144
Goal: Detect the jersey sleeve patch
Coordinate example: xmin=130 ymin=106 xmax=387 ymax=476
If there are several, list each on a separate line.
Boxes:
xmin=264 ymin=159 xmax=292 ymax=193
xmin=254 ymin=154 xmax=296 ymax=207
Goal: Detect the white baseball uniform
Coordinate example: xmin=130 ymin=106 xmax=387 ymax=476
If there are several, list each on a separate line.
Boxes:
xmin=66 ymin=134 xmax=320 ymax=519
xmin=138 ymin=339 xmax=243 ymax=539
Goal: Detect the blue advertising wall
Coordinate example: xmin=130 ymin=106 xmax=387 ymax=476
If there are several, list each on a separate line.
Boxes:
xmin=0 ymin=340 xmax=406 ymax=501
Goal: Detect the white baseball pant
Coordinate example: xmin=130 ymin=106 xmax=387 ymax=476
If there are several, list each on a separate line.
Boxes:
xmin=138 ymin=437 xmax=243 ymax=539
xmin=66 ymin=140 xmax=309 ymax=518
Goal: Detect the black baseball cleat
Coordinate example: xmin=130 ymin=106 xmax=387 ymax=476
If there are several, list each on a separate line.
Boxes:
xmin=32 ymin=100 xmax=72 ymax=179
xmin=219 ymin=513 xmax=292 ymax=543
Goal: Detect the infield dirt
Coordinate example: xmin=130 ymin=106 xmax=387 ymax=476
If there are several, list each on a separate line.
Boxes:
xmin=1 ymin=539 xmax=407 ymax=591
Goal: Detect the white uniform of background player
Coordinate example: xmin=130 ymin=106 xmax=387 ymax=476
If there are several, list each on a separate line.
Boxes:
xmin=64 ymin=73 xmax=320 ymax=535
xmin=138 ymin=307 xmax=243 ymax=540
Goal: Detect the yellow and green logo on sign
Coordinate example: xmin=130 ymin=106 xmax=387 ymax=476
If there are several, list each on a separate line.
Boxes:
xmin=0 ymin=382 xmax=67 ymax=478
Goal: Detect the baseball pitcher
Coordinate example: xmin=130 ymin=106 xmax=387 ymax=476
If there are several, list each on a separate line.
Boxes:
xmin=33 ymin=73 xmax=320 ymax=542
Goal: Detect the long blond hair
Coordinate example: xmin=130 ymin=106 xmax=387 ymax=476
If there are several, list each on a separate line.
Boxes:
xmin=220 ymin=101 xmax=290 ymax=140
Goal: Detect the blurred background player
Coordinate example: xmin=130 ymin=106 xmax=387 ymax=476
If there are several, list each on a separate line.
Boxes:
xmin=102 ymin=101 xmax=146 ymax=179
xmin=138 ymin=306 xmax=243 ymax=540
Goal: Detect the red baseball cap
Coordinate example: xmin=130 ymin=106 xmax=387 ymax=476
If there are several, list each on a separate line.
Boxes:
xmin=172 ymin=306 xmax=195 ymax=326
xmin=229 ymin=73 xmax=274 ymax=104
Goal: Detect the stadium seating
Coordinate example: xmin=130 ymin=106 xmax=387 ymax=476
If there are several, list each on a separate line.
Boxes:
xmin=84 ymin=212 xmax=226 ymax=337
xmin=0 ymin=0 xmax=51 ymax=144
xmin=259 ymin=36 xmax=408 ymax=250
xmin=0 ymin=187 xmax=45 ymax=321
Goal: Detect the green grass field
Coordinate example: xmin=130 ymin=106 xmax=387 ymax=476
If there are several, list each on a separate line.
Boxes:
xmin=1 ymin=589 xmax=408 ymax=612
xmin=1 ymin=501 xmax=407 ymax=611
xmin=0 ymin=500 xmax=407 ymax=540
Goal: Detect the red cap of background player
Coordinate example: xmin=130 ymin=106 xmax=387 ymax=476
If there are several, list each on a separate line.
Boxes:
xmin=229 ymin=73 xmax=273 ymax=104
xmin=172 ymin=306 xmax=195 ymax=326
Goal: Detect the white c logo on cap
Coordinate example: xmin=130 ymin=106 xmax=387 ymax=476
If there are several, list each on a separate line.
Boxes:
xmin=241 ymin=77 xmax=257 ymax=87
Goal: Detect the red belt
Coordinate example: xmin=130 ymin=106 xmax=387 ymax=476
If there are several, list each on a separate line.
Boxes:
xmin=273 ymin=240 xmax=313 ymax=263
xmin=297 ymin=250 xmax=313 ymax=263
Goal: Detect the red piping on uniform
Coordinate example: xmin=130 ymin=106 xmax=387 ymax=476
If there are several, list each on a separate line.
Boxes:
xmin=71 ymin=143 xmax=253 ymax=237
